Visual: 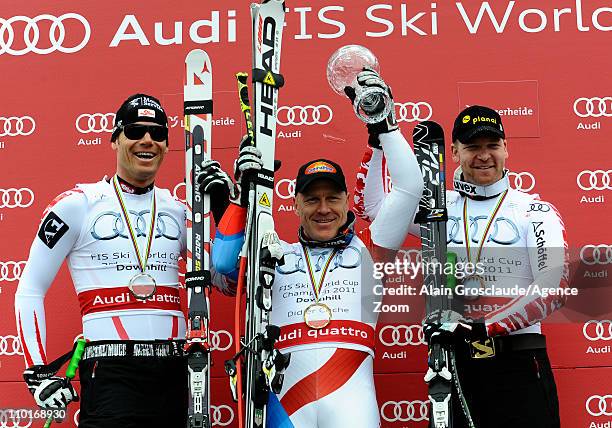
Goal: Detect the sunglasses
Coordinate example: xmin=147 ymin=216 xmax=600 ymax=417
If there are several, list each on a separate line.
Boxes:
xmin=122 ymin=124 xmax=168 ymax=142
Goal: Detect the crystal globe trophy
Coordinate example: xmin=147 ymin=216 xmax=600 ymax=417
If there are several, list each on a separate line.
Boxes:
xmin=326 ymin=45 xmax=392 ymax=124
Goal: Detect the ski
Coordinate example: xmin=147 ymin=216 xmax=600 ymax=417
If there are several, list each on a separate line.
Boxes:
xmin=413 ymin=121 xmax=454 ymax=428
xmin=184 ymin=49 xmax=213 ymax=428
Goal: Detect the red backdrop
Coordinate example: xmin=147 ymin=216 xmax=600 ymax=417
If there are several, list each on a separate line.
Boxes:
xmin=1 ymin=1 xmax=611 ymax=426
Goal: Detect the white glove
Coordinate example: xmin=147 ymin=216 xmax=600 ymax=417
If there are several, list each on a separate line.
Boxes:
xmin=32 ymin=377 xmax=78 ymax=409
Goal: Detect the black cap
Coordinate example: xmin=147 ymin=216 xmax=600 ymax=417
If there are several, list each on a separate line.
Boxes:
xmin=111 ymin=93 xmax=168 ymax=142
xmin=452 ymin=105 xmax=505 ymax=144
xmin=295 ymin=159 xmax=347 ymax=194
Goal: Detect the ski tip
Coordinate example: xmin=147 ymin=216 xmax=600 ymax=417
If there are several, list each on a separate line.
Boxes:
xmin=413 ymin=120 xmax=445 ymax=143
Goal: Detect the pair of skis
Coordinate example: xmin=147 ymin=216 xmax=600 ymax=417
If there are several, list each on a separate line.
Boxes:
xmin=184 ymin=1 xmax=289 ymax=427
xmin=413 ymin=122 xmax=474 ymax=428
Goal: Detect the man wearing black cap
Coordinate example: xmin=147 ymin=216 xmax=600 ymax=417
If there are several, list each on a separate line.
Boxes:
xmin=356 ymin=105 xmax=568 ymax=427
xmin=15 ymin=93 xmax=238 ymax=427
xmin=207 ymin=71 xmax=425 ymax=427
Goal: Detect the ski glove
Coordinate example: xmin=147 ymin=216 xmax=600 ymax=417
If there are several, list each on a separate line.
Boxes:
xmin=422 ymin=309 xmax=487 ymax=345
xmin=197 ymin=159 xmax=233 ymax=224
xmin=24 ymin=369 xmax=78 ymax=409
xmin=233 ymin=135 xmax=264 ymax=206
xmin=344 ymin=67 xmax=398 ymax=149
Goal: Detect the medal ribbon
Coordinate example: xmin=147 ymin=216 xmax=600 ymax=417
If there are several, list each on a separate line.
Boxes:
xmin=463 ymin=190 xmax=508 ymax=265
xmin=112 ymin=176 xmax=157 ymax=273
xmin=302 ymin=246 xmax=337 ymax=302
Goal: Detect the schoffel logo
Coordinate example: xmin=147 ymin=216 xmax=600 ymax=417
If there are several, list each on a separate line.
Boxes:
xmin=0 ymin=261 xmax=26 ymax=282
xmin=277 ymin=105 xmax=332 ymax=126
xmin=0 ymin=116 xmax=36 ymax=136
xmin=0 ymin=188 xmax=34 ymax=208
xmin=75 ymin=113 xmax=115 ymax=133
xmin=577 ymin=170 xmax=612 ymax=191
xmin=173 ymin=182 xmax=186 ymax=204
xmin=378 ymin=325 xmax=425 ymax=347
xmin=527 ymin=203 xmax=550 ymax=213
xmin=508 ymin=172 xmax=535 ymax=192
xmin=380 ymin=400 xmax=429 ymax=422
xmin=395 ymin=249 xmax=422 ymax=265
xmin=0 ymin=13 xmax=91 ymax=56
xmin=0 ymin=335 xmax=23 ymax=356
xmin=585 ymin=395 xmax=612 ymax=417
xmin=583 ymin=320 xmax=612 ymax=341
xmin=573 ymin=97 xmax=612 ymax=118
xmin=275 ymin=178 xmax=295 ymax=200
xmin=395 ymin=102 xmax=433 ymax=122
xmin=0 ymin=409 xmax=33 ymax=428
xmin=580 ymin=245 xmax=612 ymax=265
xmin=210 ymin=330 xmax=232 ymax=352
xmin=211 ymin=404 xmax=234 ymax=426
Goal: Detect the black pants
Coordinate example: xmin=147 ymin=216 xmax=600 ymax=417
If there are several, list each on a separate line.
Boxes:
xmin=78 ymin=356 xmax=188 ymax=428
xmin=442 ymin=346 xmax=560 ymax=428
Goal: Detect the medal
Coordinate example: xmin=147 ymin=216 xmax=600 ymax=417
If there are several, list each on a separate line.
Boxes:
xmin=303 ymin=246 xmax=337 ymax=329
xmin=112 ymin=176 xmax=158 ymax=299
xmin=304 ymin=303 xmax=333 ymax=329
xmin=128 ymin=272 xmax=157 ymax=300
xmin=460 ymin=190 xmax=508 ymax=300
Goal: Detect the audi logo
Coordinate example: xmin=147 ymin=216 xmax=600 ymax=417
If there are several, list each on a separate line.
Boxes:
xmin=210 ymin=330 xmax=232 ymax=352
xmin=394 ymin=101 xmax=433 ymax=122
xmin=0 ymin=261 xmax=26 ymax=282
xmin=211 ymin=405 xmax=234 ymax=426
xmin=0 ymin=116 xmax=36 ymax=137
xmin=378 ymin=324 xmax=425 ymax=347
xmin=0 ymin=13 xmax=91 ymax=56
xmin=380 ymin=400 xmax=429 ymax=422
xmin=0 ymin=335 xmax=23 ymax=356
xmin=0 ymin=409 xmax=32 ymax=428
xmin=577 ymin=170 xmax=612 ymax=191
xmin=583 ymin=320 xmax=612 ymax=341
xmin=508 ymin=172 xmax=535 ymax=192
xmin=573 ymin=97 xmax=612 ymax=118
xmin=395 ymin=249 xmax=422 ymax=265
xmin=275 ymin=178 xmax=295 ymax=200
xmin=277 ymin=105 xmax=332 ymax=126
xmin=173 ymin=182 xmax=186 ymax=204
xmin=75 ymin=113 xmax=115 ymax=134
xmin=580 ymin=245 xmax=612 ymax=265
xmin=586 ymin=395 xmax=612 ymax=417
xmin=0 ymin=188 xmax=34 ymax=208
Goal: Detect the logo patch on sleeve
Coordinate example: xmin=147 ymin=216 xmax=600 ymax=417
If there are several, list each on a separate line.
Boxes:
xmin=38 ymin=212 xmax=69 ymax=249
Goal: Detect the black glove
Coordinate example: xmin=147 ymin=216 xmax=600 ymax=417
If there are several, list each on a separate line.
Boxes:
xmin=233 ymin=135 xmax=264 ymax=206
xmin=197 ymin=160 xmax=233 ymax=224
xmin=422 ymin=309 xmax=487 ymax=345
xmin=24 ymin=366 xmax=78 ymax=409
xmin=344 ymin=67 xmax=397 ymax=149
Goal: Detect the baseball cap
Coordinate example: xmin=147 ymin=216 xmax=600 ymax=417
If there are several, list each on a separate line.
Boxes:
xmin=295 ymin=159 xmax=347 ymax=194
xmin=111 ymin=93 xmax=168 ymax=142
xmin=452 ymin=105 xmax=505 ymax=144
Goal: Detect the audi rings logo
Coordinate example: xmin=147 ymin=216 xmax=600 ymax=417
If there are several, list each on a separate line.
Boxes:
xmin=580 ymin=245 xmax=612 ymax=265
xmin=586 ymin=395 xmax=612 ymax=417
xmin=210 ymin=330 xmax=232 ymax=352
xmin=0 ymin=409 xmax=32 ymax=428
xmin=378 ymin=324 xmax=425 ymax=347
xmin=396 ymin=249 xmax=422 ymax=265
xmin=508 ymin=172 xmax=535 ymax=192
xmin=277 ymin=105 xmax=332 ymax=126
xmin=583 ymin=320 xmax=612 ymax=341
xmin=173 ymin=182 xmax=186 ymax=204
xmin=0 ymin=188 xmax=34 ymax=208
xmin=275 ymin=178 xmax=295 ymax=200
xmin=211 ymin=405 xmax=234 ymax=426
xmin=573 ymin=97 xmax=612 ymax=118
xmin=577 ymin=170 xmax=612 ymax=191
xmin=0 ymin=261 xmax=26 ymax=282
xmin=0 ymin=13 xmax=91 ymax=56
xmin=75 ymin=113 xmax=115 ymax=133
xmin=395 ymin=102 xmax=433 ymax=122
xmin=0 ymin=335 xmax=23 ymax=356
xmin=0 ymin=116 xmax=36 ymax=136
xmin=380 ymin=400 xmax=429 ymax=422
